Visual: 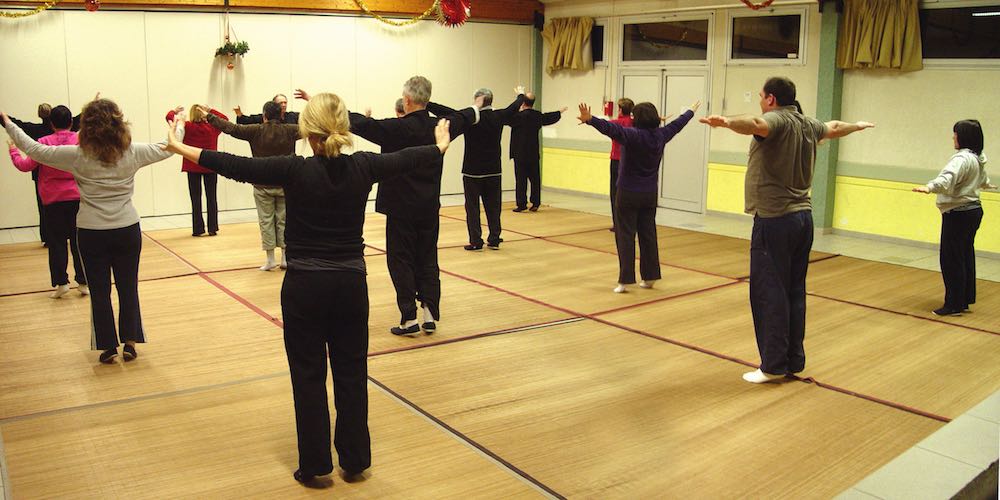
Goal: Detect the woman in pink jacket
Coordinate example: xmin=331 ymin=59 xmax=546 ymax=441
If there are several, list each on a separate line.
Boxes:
xmin=166 ymin=105 xmax=227 ymax=236
xmin=8 ymin=105 xmax=88 ymax=298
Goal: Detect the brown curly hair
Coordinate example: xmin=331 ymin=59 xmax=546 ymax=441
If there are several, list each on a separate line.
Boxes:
xmin=78 ymin=99 xmax=131 ymax=165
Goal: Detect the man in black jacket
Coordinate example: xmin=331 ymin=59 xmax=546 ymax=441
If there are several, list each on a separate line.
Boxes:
xmin=508 ymin=92 xmax=565 ymax=212
xmin=428 ymin=86 xmax=525 ymax=250
xmin=234 ymin=93 xmax=300 ymax=124
xmin=299 ymin=78 xmax=479 ymax=336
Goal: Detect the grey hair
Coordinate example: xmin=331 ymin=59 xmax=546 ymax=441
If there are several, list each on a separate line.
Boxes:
xmin=394 ymin=98 xmax=405 ymax=115
xmin=473 ymin=88 xmax=493 ymax=107
xmin=403 ymin=76 xmax=432 ymax=106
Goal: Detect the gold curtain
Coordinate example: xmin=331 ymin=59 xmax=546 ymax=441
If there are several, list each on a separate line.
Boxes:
xmin=837 ymin=0 xmax=922 ymax=71
xmin=541 ymin=17 xmax=594 ymax=73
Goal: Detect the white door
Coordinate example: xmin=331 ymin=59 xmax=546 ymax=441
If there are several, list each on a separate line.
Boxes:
xmin=620 ymin=72 xmax=661 ymax=112
xmin=660 ymin=73 xmax=708 ymax=213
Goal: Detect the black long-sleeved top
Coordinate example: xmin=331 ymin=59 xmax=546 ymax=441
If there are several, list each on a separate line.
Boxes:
xmin=348 ymin=107 xmax=476 ymax=217
xmin=198 ymin=145 xmax=441 ymax=264
xmin=236 ymin=111 xmax=299 ymax=125
xmin=8 ymin=114 xmax=82 ymax=181
xmin=508 ymin=108 xmax=561 ymax=162
xmin=426 ymin=95 xmax=524 ymax=176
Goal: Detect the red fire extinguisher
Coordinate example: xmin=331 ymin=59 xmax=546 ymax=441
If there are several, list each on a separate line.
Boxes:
xmin=603 ymin=100 xmax=614 ymax=117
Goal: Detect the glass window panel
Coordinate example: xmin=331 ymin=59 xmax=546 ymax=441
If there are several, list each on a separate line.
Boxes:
xmin=920 ymin=7 xmax=1000 ymax=59
xmin=592 ymin=24 xmax=605 ymax=63
xmin=622 ymin=20 xmax=709 ymax=61
xmin=731 ymin=15 xmax=801 ymax=60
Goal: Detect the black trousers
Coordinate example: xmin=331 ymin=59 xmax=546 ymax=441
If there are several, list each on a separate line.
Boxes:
xmin=940 ymin=207 xmax=983 ymax=310
xmin=385 ymin=215 xmax=441 ymax=323
xmin=614 ymin=189 xmax=660 ymax=284
xmin=281 ymin=269 xmax=371 ymax=476
xmin=749 ymin=211 xmax=813 ymax=375
xmin=43 ymin=200 xmax=85 ymax=287
xmin=513 ymin=157 xmax=541 ymax=209
xmin=609 ymin=159 xmax=619 ymax=228
xmin=34 ymin=179 xmax=47 ymax=244
xmin=78 ymin=223 xmax=145 ymax=351
xmin=187 ymin=172 xmax=219 ymax=235
xmin=463 ymin=175 xmax=502 ymax=246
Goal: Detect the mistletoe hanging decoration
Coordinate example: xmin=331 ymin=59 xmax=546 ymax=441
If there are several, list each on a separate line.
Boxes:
xmin=740 ymin=0 xmax=775 ymax=10
xmin=216 ymin=11 xmax=248 ymax=70
xmin=437 ymin=0 xmax=470 ymax=27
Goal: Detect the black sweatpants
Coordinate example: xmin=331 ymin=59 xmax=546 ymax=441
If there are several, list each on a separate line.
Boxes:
xmin=513 ymin=157 xmax=541 ymax=209
xmin=78 ymin=223 xmax=145 ymax=351
xmin=463 ymin=175 xmax=502 ymax=246
xmin=187 ymin=172 xmax=219 ymax=235
xmin=43 ymin=200 xmax=85 ymax=287
xmin=281 ymin=269 xmax=371 ymax=476
xmin=609 ymin=159 xmax=619 ymax=228
xmin=940 ymin=207 xmax=983 ymax=310
xmin=385 ymin=215 xmax=441 ymax=323
xmin=749 ymin=210 xmax=813 ymax=375
xmin=614 ymin=188 xmax=660 ymax=284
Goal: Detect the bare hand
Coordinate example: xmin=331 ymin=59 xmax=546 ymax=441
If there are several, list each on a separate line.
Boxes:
xmin=700 ymin=115 xmax=729 ymax=128
xmin=435 ymin=118 xmax=451 ymax=154
xmin=163 ymin=119 xmax=182 ymax=152
xmin=690 ymin=100 xmax=702 ymax=112
xmin=233 ymin=105 xmax=243 ymax=117
xmin=912 ymin=186 xmax=930 ymax=194
xmin=559 ymin=107 xmax=568 ymax=114
xmin=364 ymin=107 xmax=372 ymax=118
xmin=93 ymin=92 xmax=101 ymax=101
xmin=7 ymin=139 xmax=14 ymax=148
xmin=173 ymin=105 xmax=185 ymax=114
xmin=294 ymin=89 xmax=310 ymax=101
xmin=0 ymin=111 xmax=9 ymax=127
xmin=577 ymin=103 xmax=592 ymax=124
xmin=514 ymin=85 xmax=525 ymax=95
xmin=856 ymin=121 xmax=875 ymax=130
xmin=659 ymin=114 xmax=674 ymax=122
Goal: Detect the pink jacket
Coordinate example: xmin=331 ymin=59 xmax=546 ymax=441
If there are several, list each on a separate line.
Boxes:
xmin=9 ymin=130 xmax=81 ymax=205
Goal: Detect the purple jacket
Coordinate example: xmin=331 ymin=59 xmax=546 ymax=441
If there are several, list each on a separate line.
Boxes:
xmin=587 ymin=109 xmax=694 ymax=193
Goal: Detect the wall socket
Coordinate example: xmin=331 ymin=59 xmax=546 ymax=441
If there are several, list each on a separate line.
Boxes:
xmin=743 ymin=91 xmax=752 ymax=103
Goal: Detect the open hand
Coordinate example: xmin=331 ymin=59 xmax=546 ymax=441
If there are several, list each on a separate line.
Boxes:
xmin=0 ymin=111 xmax=10 ymax=127
xmin=659 ymin=114 xmax=674 ymax=122
xmin=163 ymin=119 xmax=182 ymax=152
xmin=294 ymin=88 xmax=310 ymax=101
xmin=93 ymin=92 xmax=101 ymax=101
xmin=912 ymin=186 xmax=930 ymax=194
xmin=173 ymin=105 xmax=185 ymax=114
xmin=690 ymin=100 xmax=702 ymax=112
xmin=699 ymin=115 xmax=729 ymax=128
xmin=856 ymin=121 xmax=875 ymax=130
xmin=365 ymin=107 xmax=372 ymax=118
xmin=577 ymin=103 xmax=592 ymax=124
xmin=435 ymin=118 xmax=451 ymax=154
xmin=233 ymin=105 xmax=243 ymax=117
xmin=515 ymin=85 xmax=525 ymax=95
xmin=7 ymin=138 xmax=14 ymax=148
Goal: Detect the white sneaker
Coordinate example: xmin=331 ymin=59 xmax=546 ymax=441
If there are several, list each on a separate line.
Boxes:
xmin=78 ymin=284 xmax=90 ymax=295
xmin=639 ymin=280 xmax=656 ymax=289
xmin=613 ymin=284 xmax=628 ymax=293
xmin=742 ymin=369 xmax=784 ymax=384
xmin=50 ymin=284 xmax=70 ymax=299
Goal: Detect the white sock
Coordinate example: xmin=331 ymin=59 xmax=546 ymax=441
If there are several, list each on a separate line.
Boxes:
xmin=279 ymin=248 xmax=288 ymax=269
xmin=260 ymin=249 xmax=278 ymax=271
xmin=613 ymin=283 xmax=627 ymax=293
xmin=401 ymin=318 xmax=418 ymax=328
xmin=422 ymin=306 xmax=435 ymax=324
xmin=78 ymin=284 xmax=90 ymax=295
xmin=50 ymin=284 xmax=70 ymax=299
xmin=639 ymin=280 xmax=656 ymax=289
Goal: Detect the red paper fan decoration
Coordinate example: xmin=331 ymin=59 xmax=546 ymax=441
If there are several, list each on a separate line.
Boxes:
xmin=438 ymin=0 xmax=470 ymax=27
xmin=85 ymin=0 xmax=100 ymax=11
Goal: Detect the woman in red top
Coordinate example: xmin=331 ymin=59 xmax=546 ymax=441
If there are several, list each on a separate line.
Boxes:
xmin=166 ymin=105 xmax=227 ymax=236
xmin=609 ymin=98 xmax=634 ymax=232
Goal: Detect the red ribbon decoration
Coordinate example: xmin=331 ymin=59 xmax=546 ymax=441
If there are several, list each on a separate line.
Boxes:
xmin=438 ymin=0 xmax=470 ymax=27
xmin=740 ymin=0 xmax=775 ymax=10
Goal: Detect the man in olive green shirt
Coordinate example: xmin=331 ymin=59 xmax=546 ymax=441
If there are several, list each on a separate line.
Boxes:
xmin=701 ymin=77 xmax=874 ymax=384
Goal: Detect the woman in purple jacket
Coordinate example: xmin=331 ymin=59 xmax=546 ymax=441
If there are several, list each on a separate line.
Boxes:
xmin=579 ymin=99 xmax=700 ymax=293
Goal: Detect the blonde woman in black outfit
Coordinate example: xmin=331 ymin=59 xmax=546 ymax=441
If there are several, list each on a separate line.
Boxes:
xmin=164 ymin=93 xmax=453 ymax=485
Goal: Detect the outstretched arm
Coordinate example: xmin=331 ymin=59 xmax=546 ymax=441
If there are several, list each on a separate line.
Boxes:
xmin=426 ymin=101 xmax=458 ymax=118
xmin=8 ymin=139 xmax=39 ymax=172
xmin=699 ymin=114 xmax=770 ymax=137
xmin=3 ymin=112 xmax=79 ymax=172
xmin=363 ymin=119 xmax=453 ymax=183
xmin=541 ymin=107 xmax=566 ymax=126
xmin=579 ymin=103 xmax=634 ymax=144
xmin=823 ymin=120 xmax=875 ymax=140
xmin=164 ymin=118 xmax=291 ymax=185
xmin=207 ymin=113 xmax=256 ymax=141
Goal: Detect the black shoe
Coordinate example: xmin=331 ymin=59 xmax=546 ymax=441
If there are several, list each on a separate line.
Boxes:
xmin=464 ymin=243 xmax=483 ymax=251
xmin=529 ymin=205 xmax=539 ymax=212
xmin=609 ymin=227 xmax=616 ymax=232
xmin=293 ymin=469 xmax=314 ymax=483
xmin=208 ymin=231 xmax=218 ymax=236
xmin=193 ymin=231 xmax=205 ymax=237
xmin=123 ymin=343 xmax=137 ymax=362
xmin=487 ymin=241 xmax=501 ymax=250
xmin=341 ymin=468 xmax=366 ymax=483
xmin=422 ymin=321 xmax=436 ymax=334
xmin=391 ymin=324 xmax=420 ymax=336
xmin=99 ymin=348 xmax=118 ymax=364
xmin=512 ymin=207 xmax=527 ymax=213
xmin=932 ymin=306 xmax=962 ymax=317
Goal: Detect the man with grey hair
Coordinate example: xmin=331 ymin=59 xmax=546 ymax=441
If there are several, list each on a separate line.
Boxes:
xmin=307 ymin=76 xmax=480 ymax=337
xmin=428 ymin=86 xmax=525 ymax=251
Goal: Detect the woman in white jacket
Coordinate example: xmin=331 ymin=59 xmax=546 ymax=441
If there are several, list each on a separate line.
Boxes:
xmin=914 ymin=119 xmax=995 ymax=316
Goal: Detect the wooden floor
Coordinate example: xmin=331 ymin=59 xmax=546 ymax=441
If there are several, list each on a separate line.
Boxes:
xmin=2 ymin=202 xmax=998 ymax=498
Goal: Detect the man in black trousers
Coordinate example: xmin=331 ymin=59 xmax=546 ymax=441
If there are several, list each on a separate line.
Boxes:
xmin=508 ymin=92 xmax=565 ymax=212
xmin=8 ymin=102 xmax=85 ymax=246
xmin=428 ymin=86 xmax=525 ymax=250
xmin=299 ymin=78 xmax=480 ymax=336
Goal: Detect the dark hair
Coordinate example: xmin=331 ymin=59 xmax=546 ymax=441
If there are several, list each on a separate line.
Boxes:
xmin=763 ymin=77 xmax=796 ymax=107
xmin=633 ymin=102 xmax=659 ymax=129
xmin=953 ymin=119 xmax=984 ymax=155
xmin=50 ymin=105 xmax=73 ymax=130
xmin=78 ymin=98 xmax=131 ymax=165
xmin=617 ymin=98 xmax=634 ymax=116
xmin=263 ymin=101 xmax=282 ymax=121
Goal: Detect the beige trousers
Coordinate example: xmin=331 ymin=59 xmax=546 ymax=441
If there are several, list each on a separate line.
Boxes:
xmin=253 ymin=186 xmax=286 ymax=250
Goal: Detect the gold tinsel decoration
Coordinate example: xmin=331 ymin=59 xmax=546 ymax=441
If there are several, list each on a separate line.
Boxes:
xmin=353 ymin=0 xmax=439 ymax=27
xmin=1 ymin=1 xmax=59 ymax=18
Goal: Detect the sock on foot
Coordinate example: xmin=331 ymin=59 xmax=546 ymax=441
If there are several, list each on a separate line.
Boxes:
xmin=613 ymin=283 xmax=627 ymax=293
xmin=639 ymin=280 xmax=656 ymax=289
xmin=742 ymin=369 xmax=784 ymax=384
xmin=50 ymin=284 xmax=70 ymax=299
xmin=78 ymin=284 xmax=90 ymax=295
xmin=280 ymin=249 xmax=288 ymax=269
xmin=260 ymin=249 xmax=278 ymax=271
